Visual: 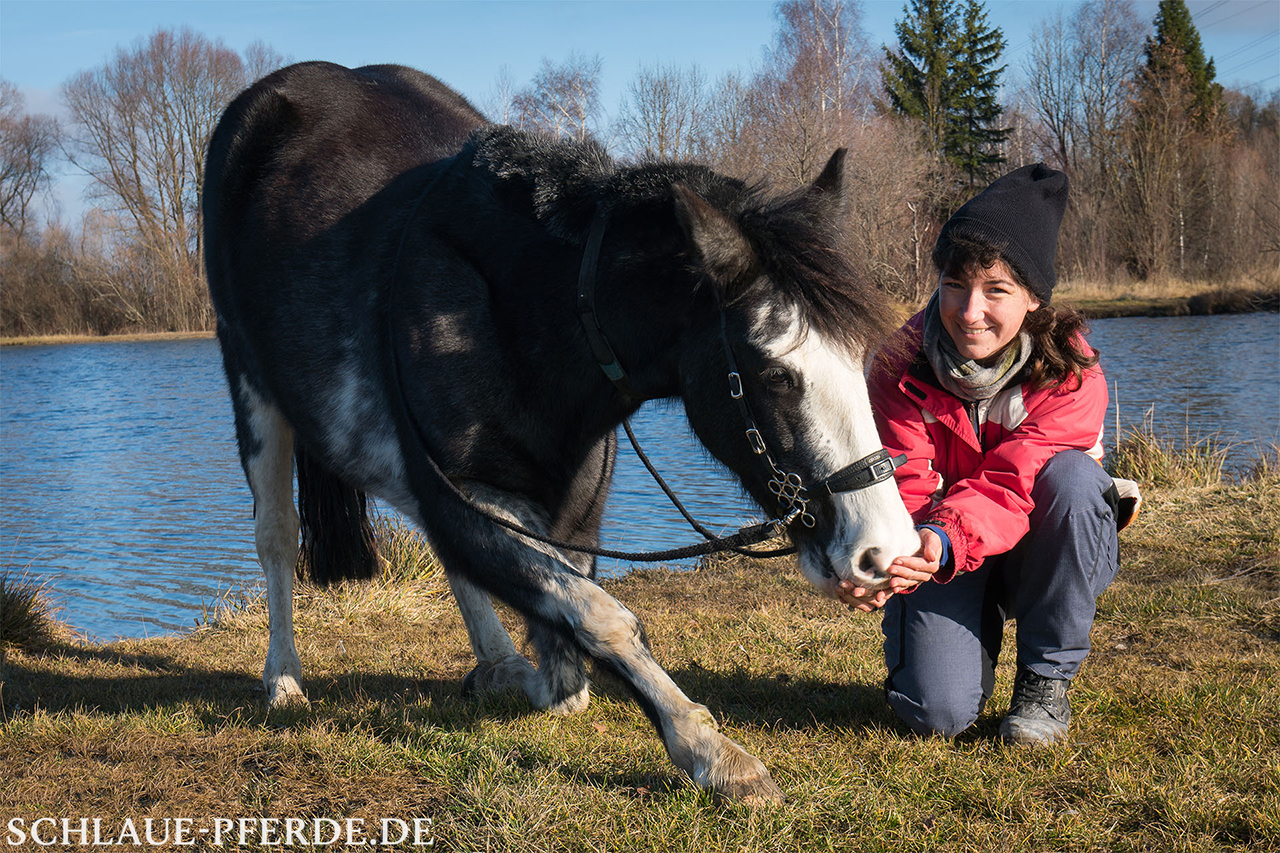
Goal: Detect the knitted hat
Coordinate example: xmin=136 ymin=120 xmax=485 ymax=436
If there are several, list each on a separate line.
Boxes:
xmin=935 ymin=163 xmax=1069 ymax=304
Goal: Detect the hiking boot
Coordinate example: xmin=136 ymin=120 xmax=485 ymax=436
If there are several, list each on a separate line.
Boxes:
xmin=999 ymin=668 xmax=1071 ymax=746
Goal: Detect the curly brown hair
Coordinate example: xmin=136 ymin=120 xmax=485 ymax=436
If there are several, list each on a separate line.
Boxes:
xmin=933 ymin=236 xmax=1098 ymax=391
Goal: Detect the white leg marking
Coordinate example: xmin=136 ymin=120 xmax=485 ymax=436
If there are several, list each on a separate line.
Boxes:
xmin=240 ymin=380 xmax=307 ymax=709
xmin=545 ymin=577 xmax=782 ymax=801
xmin=450 ymin=483 xmax=591 ymax=714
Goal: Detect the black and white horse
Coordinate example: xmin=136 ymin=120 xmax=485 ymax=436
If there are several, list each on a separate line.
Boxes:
xmin=204 ymin=62 xmax=917 ymax=803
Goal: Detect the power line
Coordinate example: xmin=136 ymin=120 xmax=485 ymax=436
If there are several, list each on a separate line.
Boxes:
xmin=1214 ymin=29 xmax=1280 ymax=63
xmin=1197 ymin=1 xmax=1271 ymax=30
xmin=1221 ymin=45 xmax=1280 ymax=77
xmin=1192 ymin=1 xmax=1230 ymax=22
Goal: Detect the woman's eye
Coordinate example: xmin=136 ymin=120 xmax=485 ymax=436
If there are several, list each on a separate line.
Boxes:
xmin=762 ymin=367 xmax=793 ymax=388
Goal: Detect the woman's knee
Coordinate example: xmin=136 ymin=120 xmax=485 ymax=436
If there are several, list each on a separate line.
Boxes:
xmin=886 ymin=680 xmax=985 ymax=738
xmin=1031 ymin=450 xmax=1115 ymax=522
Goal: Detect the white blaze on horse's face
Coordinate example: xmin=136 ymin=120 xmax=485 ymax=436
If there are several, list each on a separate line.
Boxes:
xmin=750 ymin=304 xmax=919 ymax=595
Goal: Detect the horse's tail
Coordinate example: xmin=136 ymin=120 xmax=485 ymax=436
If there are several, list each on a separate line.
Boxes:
xmin=294 ymin=443 xmax=379 ymax=586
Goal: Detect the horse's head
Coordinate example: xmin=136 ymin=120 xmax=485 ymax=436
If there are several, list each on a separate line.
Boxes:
xmin=673 ymin=151 xmax=919 ymax=596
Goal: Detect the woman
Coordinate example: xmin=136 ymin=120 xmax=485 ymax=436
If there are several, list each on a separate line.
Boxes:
xmin=841 ymin=163 xmax=1133 ymax=745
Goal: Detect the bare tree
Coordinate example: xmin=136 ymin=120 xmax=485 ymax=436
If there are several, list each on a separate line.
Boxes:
xmin=61 ymin=27 xmax=257 ymax=329
xmin=485 ymin=65 xmax=519 ymax=124
xmin=512 ymin=53 xmax=603 ymax=142
xmin=753 ymin=0 xmax=876 ymax=185
xmin=0 ymin=80 xmax=61 ymax=240
xmin=614 ymin=63 xmax=708 ymax=160
xmin=701 ymin=72 xmax=763 ymax=178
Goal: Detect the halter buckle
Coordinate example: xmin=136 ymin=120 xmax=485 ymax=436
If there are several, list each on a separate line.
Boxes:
xmin=728 ymin=371 xmax=744 ymax=399
xmin=745 ymin=428 xmax=767 ymax=455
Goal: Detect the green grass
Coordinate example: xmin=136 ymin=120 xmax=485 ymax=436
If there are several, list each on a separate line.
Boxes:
xmin=3 ymin=472 xmax=1277 ymax=851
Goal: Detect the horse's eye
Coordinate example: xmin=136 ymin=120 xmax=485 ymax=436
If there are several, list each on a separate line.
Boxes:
xmin=762 ymin=366 xmax=793 ymax=389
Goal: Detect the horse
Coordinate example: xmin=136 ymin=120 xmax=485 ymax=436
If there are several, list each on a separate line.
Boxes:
xmin=203 ymin=61 xmax=919 ymax=803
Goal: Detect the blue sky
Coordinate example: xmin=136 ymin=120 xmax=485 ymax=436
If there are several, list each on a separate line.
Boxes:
xmin=2 ymin=0 xmax=1277 ymax=221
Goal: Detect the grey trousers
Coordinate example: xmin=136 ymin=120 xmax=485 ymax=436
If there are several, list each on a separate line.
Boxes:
xmin=881 ymin=450 xmax=1120 ymax=737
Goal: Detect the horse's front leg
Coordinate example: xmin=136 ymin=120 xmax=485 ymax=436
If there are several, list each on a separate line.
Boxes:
xmin=448 ymin=571 xmax=590 ymax=715
xmin=539 ymin=575 xmax=783 ymax=803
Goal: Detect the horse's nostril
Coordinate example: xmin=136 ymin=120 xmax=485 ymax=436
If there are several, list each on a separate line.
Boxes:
xmin=859 ymin=547 xmax=882 ymax=575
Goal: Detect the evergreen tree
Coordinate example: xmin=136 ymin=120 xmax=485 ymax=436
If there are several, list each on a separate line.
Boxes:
xmin=949 ymin=0 xmax=1009 ymax=186
xmin=1144 ymin=0 xmax=1222 ymax=122
xmin=882 ymin=0 xmax=1009 ymax=192
xmin=882 ymin=0 xmax=956 ymax=161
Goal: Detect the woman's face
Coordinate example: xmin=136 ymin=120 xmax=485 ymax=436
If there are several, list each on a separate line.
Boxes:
xmin=938 ymin=259 xmax=1041 ymax=363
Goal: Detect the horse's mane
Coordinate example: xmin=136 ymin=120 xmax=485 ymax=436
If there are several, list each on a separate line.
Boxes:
xmin=468 ymin=125 xmax=894 ymax=352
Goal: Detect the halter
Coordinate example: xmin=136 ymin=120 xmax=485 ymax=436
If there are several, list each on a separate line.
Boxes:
xmin=577 ymin=206 xmax=906 ymax=530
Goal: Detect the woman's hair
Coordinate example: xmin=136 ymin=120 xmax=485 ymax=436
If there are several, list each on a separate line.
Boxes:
xmin=933 ymin=236 xmax=1099 ymax=391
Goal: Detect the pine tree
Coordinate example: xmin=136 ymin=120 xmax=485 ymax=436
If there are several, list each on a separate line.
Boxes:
xmin=1144 ymin=0 xmax=1222 ymax=123
xmin=948 ymin=0 xmax=1009 ymax=186
xmin=882 ymin=0 xmax=956 ymax=162
xmin=882 ymin=0 xmax=1009 ymax=193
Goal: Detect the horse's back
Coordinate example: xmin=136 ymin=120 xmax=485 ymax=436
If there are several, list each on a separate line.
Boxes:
xmin=206 ymin=61 xmax=484 ymax=244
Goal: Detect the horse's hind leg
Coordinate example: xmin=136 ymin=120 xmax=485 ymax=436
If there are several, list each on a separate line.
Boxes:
xmin=232 ymin=376 xmax=307 ymax=708
xmin=446 ymin=486 xmax=590 ymax=715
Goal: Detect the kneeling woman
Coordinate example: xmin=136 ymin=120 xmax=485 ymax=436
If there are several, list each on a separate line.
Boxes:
xmin=843 ymin=164 xmax=1130 ymax=745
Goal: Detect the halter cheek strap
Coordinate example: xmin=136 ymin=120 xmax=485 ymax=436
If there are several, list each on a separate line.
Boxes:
xmin=719 ymin=312 xmax=907 ymax=521
xmin=577 ymin=207 xmax=634 ymax=397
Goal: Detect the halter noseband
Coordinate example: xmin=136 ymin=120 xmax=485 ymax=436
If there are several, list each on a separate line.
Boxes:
xmin=577 ymin=206 xmax=906 ymax=530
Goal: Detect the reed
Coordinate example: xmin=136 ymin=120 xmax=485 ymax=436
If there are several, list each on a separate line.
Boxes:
xmin=1107 ymin=407 xmax=1232 ymax=488
xmin=371 ymin=512 xmax=444 ymax=582
xmin=0 ymin=572 xmax=66 ymax=652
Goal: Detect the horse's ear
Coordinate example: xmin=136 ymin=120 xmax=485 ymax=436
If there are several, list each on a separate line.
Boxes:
xmin=673 ymin=184 xmax=756 ymax=292
xmin=807 ymin=148 xmax=848 ymax=220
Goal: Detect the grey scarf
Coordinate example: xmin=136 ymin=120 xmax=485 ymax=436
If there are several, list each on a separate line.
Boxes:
xmin=922 ymin=290 xmax=1032 ymax=402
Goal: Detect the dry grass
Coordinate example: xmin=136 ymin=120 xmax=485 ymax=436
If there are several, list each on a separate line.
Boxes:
xmin=2 ymin=474 xmax=1277 ymax=851
xmin=1055 ymin=271 xmax=1280 ymax=318
xmin=0 ymin=330 xmax=216 ymax=347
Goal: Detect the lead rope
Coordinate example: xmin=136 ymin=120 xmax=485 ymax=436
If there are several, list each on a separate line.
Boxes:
xmin=622 ymin=419 xmax=796 ymax=558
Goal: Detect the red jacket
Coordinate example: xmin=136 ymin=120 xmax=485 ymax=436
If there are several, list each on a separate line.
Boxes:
xmin=869 ymin=311 xmax=1107 ymax=582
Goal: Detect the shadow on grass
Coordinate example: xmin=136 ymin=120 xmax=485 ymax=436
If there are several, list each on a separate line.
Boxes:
xmin=6 ymin=640 xmax=903 ymax=736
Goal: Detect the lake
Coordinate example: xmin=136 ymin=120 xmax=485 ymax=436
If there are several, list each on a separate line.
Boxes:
xmin=2 ymin=312 xmax=1277 ymax=641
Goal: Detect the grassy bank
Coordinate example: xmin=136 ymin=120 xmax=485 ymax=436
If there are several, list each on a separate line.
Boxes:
xmin=0 ymin=330 xmax=216 ymax=347
xmin=3 ymin=462 xmax=1277 ymax=851
xmin=1056 ymin=276 xmax=1280 ymax=319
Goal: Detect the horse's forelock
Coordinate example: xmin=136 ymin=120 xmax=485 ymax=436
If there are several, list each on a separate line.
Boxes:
xmin=734 ymin=188 xmax=894 ymax=359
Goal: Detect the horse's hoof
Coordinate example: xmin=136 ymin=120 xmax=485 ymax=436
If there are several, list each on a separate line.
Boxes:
xmin=704 ymin=734 xmax=785 ymax=805
xmin=546 ymin=684 xmax=590 ymax=716
xmin=461 ymin=654 xmax=535 ymax=698
xmin=716 ymin=767 xmax=785 ymax=806
xmin=267 ymin=685 xmax=311 ymax=711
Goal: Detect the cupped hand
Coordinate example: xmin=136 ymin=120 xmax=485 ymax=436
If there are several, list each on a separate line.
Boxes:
xmin=836 ymin=527 xmax=944 ymax=613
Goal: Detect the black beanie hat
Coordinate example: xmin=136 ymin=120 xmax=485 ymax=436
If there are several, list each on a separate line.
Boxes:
xmin=935 ymin=163 xmax=1069 ymax=304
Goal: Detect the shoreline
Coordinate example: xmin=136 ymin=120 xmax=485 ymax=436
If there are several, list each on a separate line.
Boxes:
xmin=0 ymin=330 xmax=216 ymax=347
xmin=3 ymin=287 xmax=1276 ymax=347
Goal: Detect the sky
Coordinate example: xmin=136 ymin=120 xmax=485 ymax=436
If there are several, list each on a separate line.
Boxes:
xmin=2 ymin=0 xmax=1278 ymax=223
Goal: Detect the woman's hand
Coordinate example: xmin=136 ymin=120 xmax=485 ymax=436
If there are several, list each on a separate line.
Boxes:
xmin=836 ymin=527 xmax=944 ymax=613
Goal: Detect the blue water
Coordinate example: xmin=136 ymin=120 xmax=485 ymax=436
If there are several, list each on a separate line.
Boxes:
xmin=2 ymin=312 xmax=1277 ymax=641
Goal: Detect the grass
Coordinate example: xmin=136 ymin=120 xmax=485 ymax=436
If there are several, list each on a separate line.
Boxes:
xmin=3 ymin=462 xmax=1277 ymax=851
xmin=1055 ymin=272 xmax=1280 ymax=319
xmin=0 ymin=572 xmax=72 ymax=654
xmin=0 ymin=330 xmax=216 ymax=347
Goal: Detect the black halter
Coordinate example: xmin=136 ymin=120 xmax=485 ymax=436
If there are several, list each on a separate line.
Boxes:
xmin=577 ymin=207 xmax=906 ymax=532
